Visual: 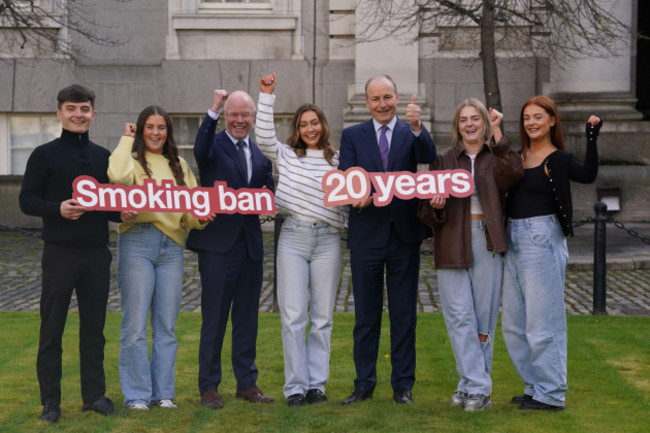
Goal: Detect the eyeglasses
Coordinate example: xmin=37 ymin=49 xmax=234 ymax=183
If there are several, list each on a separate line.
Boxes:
xmin=224 ymin=112 xmax=253 ymax=120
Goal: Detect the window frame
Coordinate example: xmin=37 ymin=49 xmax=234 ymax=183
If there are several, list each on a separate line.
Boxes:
xmin=0 ymin=114 xmax=60 ymax=175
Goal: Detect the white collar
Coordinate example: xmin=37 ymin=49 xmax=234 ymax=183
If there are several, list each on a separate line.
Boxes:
xmin=372 ymin=116 xmax=397 ymax=132
xmin=225 ymin=131 xmax=249 ymax=147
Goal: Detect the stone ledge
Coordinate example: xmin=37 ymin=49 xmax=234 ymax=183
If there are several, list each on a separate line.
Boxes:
xmin=172 ymin=14 xmax=297 ymax=31
xmin=633 ymin=256 xmax=650 ymax=270
xmin=567 ymin=256 xmax=650 ymax=271
xmin=552 ymin=91 xmax=643 ymax=121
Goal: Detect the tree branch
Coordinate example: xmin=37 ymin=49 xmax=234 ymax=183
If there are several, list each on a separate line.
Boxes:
xmin=0 ymin=0 xmax=129 ymax=59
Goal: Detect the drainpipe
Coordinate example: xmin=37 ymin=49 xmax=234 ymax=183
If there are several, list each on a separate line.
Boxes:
xmin=312 ymin=0 xmax=317 ymax=103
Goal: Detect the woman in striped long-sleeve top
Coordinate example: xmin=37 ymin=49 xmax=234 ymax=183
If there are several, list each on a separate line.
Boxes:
xmin=256 ymin=73 xmax=346 ymax=407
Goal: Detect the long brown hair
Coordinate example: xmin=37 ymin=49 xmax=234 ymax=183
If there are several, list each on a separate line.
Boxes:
xmin=132 ymin=105 xmax=186 ymax=186
xmin=286 ymin=103 xmax=337 ymax=165
xmin=451 ymin=98 xmax=492 ymax=148
xmin=519 ymin=95 xmax=565 ymax=159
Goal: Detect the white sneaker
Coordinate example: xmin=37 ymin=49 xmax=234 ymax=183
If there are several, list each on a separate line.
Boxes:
xmin=154 ymin=399 xmax=178 ymax=409
xmin=127 ymin=402 xmax=150 ymax=411
xmin=450 ymin=391 xmax=468 ymax=407
xmin=463 ymin=394 xmax=492 ymax=412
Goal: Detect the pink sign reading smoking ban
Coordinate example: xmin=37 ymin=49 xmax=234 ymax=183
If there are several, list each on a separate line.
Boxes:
xmin=72 ymin=176 xmax=276 ymax=218
xmin=322 ymin=167 xmax=474 ymax=207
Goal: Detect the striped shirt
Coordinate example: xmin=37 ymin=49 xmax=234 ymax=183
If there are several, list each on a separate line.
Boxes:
xmin=255 ymin=92 xmax=347 ymax=230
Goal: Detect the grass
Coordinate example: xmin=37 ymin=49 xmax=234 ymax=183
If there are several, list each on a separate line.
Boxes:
xmin=0 ymin=312 xmax=648 ymax=432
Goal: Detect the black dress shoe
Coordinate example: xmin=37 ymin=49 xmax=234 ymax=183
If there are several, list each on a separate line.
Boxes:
xmin=510 ymin=394 xmax=534 ymax=404
xmin=341 ymin=387 xmax=373 ymax=405
xmin=519 ymin=399 xmax=565 ymax=412
xmin=82 ymin=396 xmax=119 ymax=416
xmin=306 ymin=389 xmax=327 ymax=404
xmin=287 ymin=393 xmax=306 ymax=407
xmin=41 ymin=401 xmax=61 ymax=423
xmin=393 ymin=390 xmax=413 ymax=404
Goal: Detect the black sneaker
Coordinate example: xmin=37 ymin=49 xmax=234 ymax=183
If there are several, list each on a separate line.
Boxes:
xmin=41 ymin=401 xmax=61 ymax=423
xmin=306 ymin=389 xmax=328 ymax=404
xmin=510 ymin=394 xmax=534 ymax=404
xmin=287 ymin=393 xmax=306 ymax=407
xmin=519 ymin=399 xmax=565 ymax=412
xmin=82 ymin=396 xmax=119 ymax=416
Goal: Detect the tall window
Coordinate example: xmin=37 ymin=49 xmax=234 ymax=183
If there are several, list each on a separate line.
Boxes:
xmin=171 ymin=115 xmax=219 ymax=174
xmin=169 ymin=113 xmax=292 ymax=175
xmin=10 ymin=116 xmax=60 ymax=175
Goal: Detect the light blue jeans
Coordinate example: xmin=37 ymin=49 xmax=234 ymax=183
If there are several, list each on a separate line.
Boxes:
xmin=437 ymin=220 xmax=502 ymax=396
xmin=502 ymin=214 xmax=568 ymax=407
xmin=117 ymin=223 xmax=184 ymax=406
xmin=276 ymin=215 xmax=341 ymax=398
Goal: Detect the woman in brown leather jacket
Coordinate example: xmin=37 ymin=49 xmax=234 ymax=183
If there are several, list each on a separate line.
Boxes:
xmin=418 ymin=98 xmax=522 ymax=412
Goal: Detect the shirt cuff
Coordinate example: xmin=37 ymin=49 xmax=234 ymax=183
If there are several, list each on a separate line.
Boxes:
xmin=207 ymin=109 xmax=220 ymax=120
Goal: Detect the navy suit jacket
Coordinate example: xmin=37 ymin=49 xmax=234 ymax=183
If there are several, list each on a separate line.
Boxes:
xmin=186 ymin=115 xmax=274 ymax=262
xmin=338 ymin=118 xmax=436 ymax=249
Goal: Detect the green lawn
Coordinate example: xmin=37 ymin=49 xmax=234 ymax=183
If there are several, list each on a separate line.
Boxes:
xmin=1 ymin=312 xmax=648 ymax=432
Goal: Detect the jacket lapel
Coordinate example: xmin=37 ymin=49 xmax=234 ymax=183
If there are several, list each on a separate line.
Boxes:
xmin=387 ymin=119 xmax=408 ymax=172
xmin=363 ymin=120 xmax=385 ymax=172
xmin=249 ymin=140 xmax=262 ymax=185
xmin=217 ymin=131 xmax=247 ymax=183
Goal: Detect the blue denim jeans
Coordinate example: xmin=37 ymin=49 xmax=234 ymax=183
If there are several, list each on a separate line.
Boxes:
xmin=117 ymin=223 xmax=184 ymax=406
xmin=502 ymin=214 xmax=568 ymax=407
xmin=276 ymin=216 xmax=341 ymax=397
xmin=437 ymin=220 xmax=502 ymax=396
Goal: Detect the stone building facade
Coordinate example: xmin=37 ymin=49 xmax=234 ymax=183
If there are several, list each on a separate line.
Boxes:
xmin=1 ymin=0 xmax=647 ymax=228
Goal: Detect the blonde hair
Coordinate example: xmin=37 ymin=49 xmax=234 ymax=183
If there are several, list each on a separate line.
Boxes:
xmin=451 ymin=98 xmax=492 ymax=147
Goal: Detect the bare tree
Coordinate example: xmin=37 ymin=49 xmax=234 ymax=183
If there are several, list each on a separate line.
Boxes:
xmin=356 ymin=0 xmax=635 ymax=111
xmin=0 ymin=0 xmax=127 ymax=60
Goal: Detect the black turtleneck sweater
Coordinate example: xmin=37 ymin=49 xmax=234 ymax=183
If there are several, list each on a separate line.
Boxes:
xmin=19 ymin=129 xmax=117 ymax=247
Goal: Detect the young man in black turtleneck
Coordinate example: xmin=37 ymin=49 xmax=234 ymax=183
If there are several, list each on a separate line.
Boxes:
xmin=19 ymin=84 xmax=120 ymax=423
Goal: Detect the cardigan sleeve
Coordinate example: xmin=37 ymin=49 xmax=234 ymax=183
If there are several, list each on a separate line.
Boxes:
xmin=107 ymin=136 xmax=137 ymax=185
xmin=180 ymin=161 xmax=208 ymax=231
xmin=568 ymin=120 xmax=601 ymax=184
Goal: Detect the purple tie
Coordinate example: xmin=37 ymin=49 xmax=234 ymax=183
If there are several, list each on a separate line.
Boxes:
xmin=379 ymin=125 xmax=389 ymax=170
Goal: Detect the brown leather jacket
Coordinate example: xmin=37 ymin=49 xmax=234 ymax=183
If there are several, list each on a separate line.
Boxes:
xmin=417 ymin=135 xmax=523 ymax=268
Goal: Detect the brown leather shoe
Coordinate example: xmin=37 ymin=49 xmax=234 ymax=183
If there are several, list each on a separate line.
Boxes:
xmin=201 ymin=390 xmax=223 ymax=409
xmin=236 ymin=386 xmax=274 ymax=403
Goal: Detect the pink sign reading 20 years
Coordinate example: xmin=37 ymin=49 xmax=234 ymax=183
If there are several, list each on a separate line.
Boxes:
xmin=322 ymin=167 xmax=474 ymax=207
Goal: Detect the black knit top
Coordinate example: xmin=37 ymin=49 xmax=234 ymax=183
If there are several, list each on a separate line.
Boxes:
xmin=507 ymin=121 xmax=602 ymax=237
xmin=507 ymin=163 xmax=556 ymax=219
xmin=19 ymin=129 xmax=117 ymax=247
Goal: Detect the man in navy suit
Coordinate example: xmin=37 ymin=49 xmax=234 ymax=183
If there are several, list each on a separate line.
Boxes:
xmin=338 ymin=75 xmax=436 ymax=405
xmin=187 ymin=89 xmax=275 ymax=409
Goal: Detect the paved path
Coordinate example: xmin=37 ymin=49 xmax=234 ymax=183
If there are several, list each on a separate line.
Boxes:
xmin=1 ymin=222 xmax=649 ymax=315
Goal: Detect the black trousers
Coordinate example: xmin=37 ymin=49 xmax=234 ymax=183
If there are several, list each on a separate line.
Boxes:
xmin=37 ymin=242 xmax=111 ymax=405
xmin=197 ymin=233 xmax=263 ymax=395
xmin=350 ymin=224 xmax=420 ymax=392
